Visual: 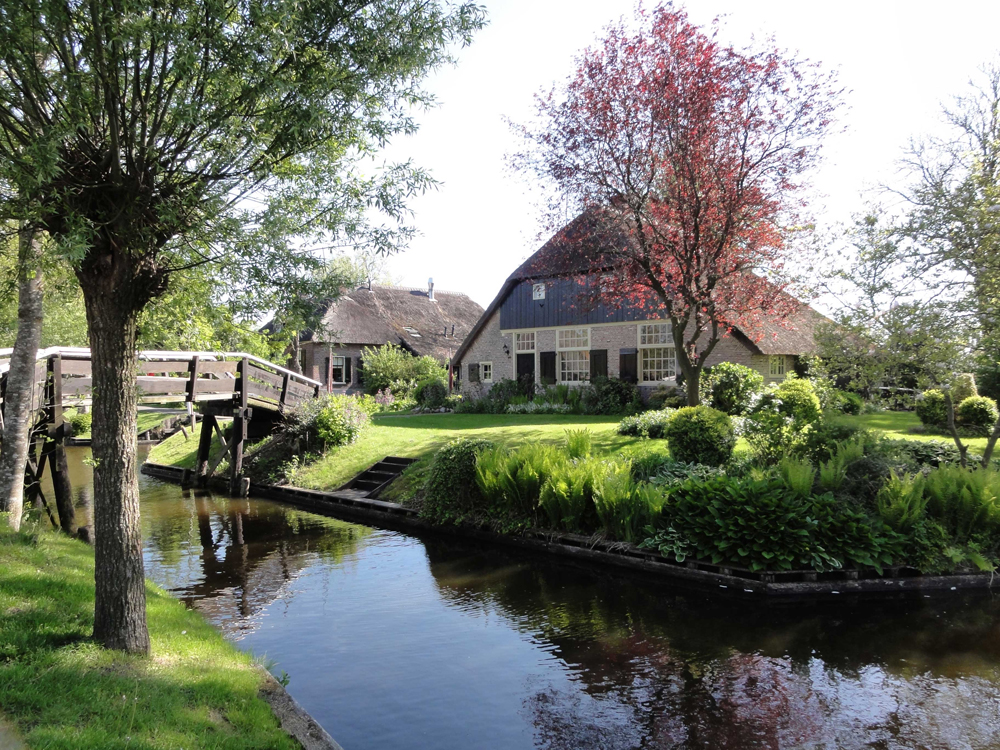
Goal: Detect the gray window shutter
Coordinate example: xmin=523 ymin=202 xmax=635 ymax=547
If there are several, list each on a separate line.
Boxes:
xmin=356 ymin=356 xmax=364 ymax=385
xmin=619 ymin=349 xmax=638 ymax=384
xmin=345 ymin=356 xmax=352 ymax=384
xmin=590 ymin=349 xmax=608 ymax=379
xmin=469 ymin=363 xmax=480 ymax=382
xmin=539 ymin=352 xmax=557 ymax=385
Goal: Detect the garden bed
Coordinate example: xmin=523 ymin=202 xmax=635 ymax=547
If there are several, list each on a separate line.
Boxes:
xmin=141 ymin=461 xmax=998 ymax=599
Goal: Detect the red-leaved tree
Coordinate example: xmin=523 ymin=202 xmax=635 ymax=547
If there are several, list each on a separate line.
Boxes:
xmin=513 ymin=5 xmax=840 ymax=404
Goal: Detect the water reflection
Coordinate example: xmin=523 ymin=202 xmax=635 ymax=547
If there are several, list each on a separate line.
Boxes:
xmin=52 ymin=447 xmax=1000 ymax=748
xmin=424 ymin=539 xmax=1000 ymax=749
xmin=141 ymin=487 xmax=372 ymax=638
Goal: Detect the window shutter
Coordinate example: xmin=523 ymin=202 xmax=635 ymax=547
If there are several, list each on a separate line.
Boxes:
xmin=356 ymin=356 xmax=364 ymax=385
xmin=469 ymin=363 xmax=480 ymax=382
xmin=619 ymin=349 xmax=638 ymax=384
xmin=590 ymin=349 xmax=608 ymax=379
xmin=344 ymin=356 xmax=352 ymax=384
xmin=539 ymin=352 xmax=557 ymax=385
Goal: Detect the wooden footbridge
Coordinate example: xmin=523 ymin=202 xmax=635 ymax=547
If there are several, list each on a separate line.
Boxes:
xmin=0 ymin=347 xmax=323 ymax=530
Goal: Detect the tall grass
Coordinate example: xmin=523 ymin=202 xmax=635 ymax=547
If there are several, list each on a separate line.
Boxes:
xmin=876 ymin=471 xmax=928 ymax=532
xmin=475 ymin=445 xmax=562 ymax=520
xmin=778 ymin=456 xmax=815 ymax=498
xmin=565 ymin=428 xmax=593 ymax=459
xmin=818 ymin=438 xmax=865 ymax=491
xmin=924 ymin=465 xmax=1000 ymax=541
xmin=592 ymin=463 xmax=665 ymax=543
xmin=538 ymin=458 xmax=603 ymax=532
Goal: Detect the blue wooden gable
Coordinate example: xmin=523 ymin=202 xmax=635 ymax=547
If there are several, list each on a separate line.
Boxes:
xmin=498 ymin=277 xmax=662 ymax=330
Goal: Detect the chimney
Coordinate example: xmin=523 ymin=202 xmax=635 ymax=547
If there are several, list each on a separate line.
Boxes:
xmin=428 ymin=277 xmax=435 ymax=301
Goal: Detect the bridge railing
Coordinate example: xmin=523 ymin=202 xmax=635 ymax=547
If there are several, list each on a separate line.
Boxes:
xmin=0 ymin=348 xmax=322 ymax=414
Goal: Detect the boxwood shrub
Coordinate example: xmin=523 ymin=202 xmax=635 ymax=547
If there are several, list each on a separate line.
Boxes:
xmin=957 ymin=395 xmax=999 ymax=433
xmin=702 ymin=362 xmax=763 ymax=415
xmin=915 ymin=389 xmax=948 ymax=427
xmin=662 ymin=406 xmax=735 ymax=466
xmin=421 ymin=438 xmax=497 ymax=523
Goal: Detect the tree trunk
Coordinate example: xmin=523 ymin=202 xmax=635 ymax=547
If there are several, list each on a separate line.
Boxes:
xmin=685 ymin=366 xmax=702 ymax=407
xmin=0 ymin=226 xmax=44 ymax=531
xmin=80 ymin=272 xmax=150 ymax=655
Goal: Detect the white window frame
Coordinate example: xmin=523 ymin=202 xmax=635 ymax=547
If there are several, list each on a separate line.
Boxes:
xmin=515 ymin=332 xmax=535 ymax=352
xmin=769 ymin=355 xmax=786 ymax=377
xmin=480 ymin=361 xmax=493 ymax=383
xmin=638 ymin=322 xmax=676 ymax=383
xmin=557 ymin=327 xmax=590 ymax=383
xmin=330 ymin=355 xmax=346 ymax=385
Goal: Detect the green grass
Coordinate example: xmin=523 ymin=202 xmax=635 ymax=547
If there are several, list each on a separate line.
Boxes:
xmin=840 ymin=411 xmax=991 ymax=453
xmin=148 ymin=413 xmax=672 ymax=497
xmin=0 ymin=522 xmax=296 ymax=750
xmin=66 ymin=409 xmax=177 ymax=441
xmin=146 ymin=420 xmax=230 ymax=470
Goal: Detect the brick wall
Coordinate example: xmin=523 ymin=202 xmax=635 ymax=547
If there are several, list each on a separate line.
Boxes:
xmin=301 ymin=342 xmax=367 ymax=394
xmin=457 ymin=310 xmax=513 ymax=397
xmin=458 ymin=316 xmax=790 ymax=396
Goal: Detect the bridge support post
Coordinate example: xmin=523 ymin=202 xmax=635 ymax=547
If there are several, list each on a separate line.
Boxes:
xmin=195 ymin=413 xmax=216 ymax=488
xmin=229 ymin=358 xmax=250 ymax=497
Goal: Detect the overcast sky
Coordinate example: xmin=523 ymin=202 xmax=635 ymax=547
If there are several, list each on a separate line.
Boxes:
xmin=369 ymin=0 xmax=1000 ymax=311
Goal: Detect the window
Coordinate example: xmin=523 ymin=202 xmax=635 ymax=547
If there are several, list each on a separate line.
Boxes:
xmin=515 ymin=332 xmax=535 ymax=352
xmin=638 ymin=322 xmax=674 ymax=382
xmin=769 ymin=355 xmax=786 ymax=377
xmin=480 ymin=362 xmax=493 ymax=383
xmin=560 ymin=351 xmax=590 ymax=382
xmin=641 ymin=347 xmax=675 ymax=382
xmin=557 ymin=328 xmax=589 ymax=350
xmin=556 ymin=328 xmax=590 ymax=383
xmin=639 ymin=322 xmax=670 ymax=346
xmin=331 ymin=356 xmax=346 ymax=384
xmin=532 ymin=283 xmax=546 ymax=300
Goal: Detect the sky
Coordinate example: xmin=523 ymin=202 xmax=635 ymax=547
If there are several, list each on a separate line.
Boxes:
xmin=369 ymin=0 xmax=1000 ymax=312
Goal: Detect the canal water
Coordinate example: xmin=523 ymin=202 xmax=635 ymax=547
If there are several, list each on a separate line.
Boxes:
xmin=50 ymin=447 xmax=1000 ymax=749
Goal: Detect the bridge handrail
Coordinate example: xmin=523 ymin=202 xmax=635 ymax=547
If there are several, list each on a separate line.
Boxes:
xmin=0 ymin=347 xmax=322 ymax=388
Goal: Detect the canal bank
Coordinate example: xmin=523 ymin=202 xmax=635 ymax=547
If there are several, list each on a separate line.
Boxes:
xmin=142 ymin=460 xmax=999 ymax=599
xmin=0 ymin=516 xmax=339 ymax=750
xmin=22 ymin=445 xmax=1000 ymax=749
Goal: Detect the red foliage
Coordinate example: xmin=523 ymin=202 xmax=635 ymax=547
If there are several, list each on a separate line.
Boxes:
xmin=514 ymin=4 xmax=840 ymax=400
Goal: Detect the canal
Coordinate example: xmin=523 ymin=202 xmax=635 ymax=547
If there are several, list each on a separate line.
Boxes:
xmin=50 ymin=447 xmax=1000 ymax=749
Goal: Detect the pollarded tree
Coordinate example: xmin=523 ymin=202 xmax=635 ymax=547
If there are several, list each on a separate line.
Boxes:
xmin=0 ymin=0 xmax=483 ymax=653
xmin=513 ymin=5 xmax=840 ymax=404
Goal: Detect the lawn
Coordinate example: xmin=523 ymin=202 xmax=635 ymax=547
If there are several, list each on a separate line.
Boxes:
xmin=66 ymin=409 xmax=178 ymax=441
xmin=0 ymin=523 xmax=296 ymax=749
xmin=839 ymin=410 xmax=991 ymax=453
xmin=147 ymin=413 xmax=672 ymax=496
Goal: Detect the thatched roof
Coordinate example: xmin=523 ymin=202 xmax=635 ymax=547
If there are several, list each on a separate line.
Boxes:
xmin=305 ymin=285 xmax=484 ymax=363
xmin=454 ymin=210 xmax=830 ymax=363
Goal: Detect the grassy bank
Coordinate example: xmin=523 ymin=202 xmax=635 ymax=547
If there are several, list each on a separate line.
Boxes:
xmin=148 ymin=413 xmax=672 ymax=498
xmin=0 ymin=523 xmax=297 ymax=749
xmin=837 ymin=411 xmax=991 ymax=453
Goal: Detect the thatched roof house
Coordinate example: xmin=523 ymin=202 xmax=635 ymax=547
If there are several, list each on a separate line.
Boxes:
xmin=296 ymin=281 xmax=484 ymax=392
xmin=453 ymin=212 xmax=831 ymax=394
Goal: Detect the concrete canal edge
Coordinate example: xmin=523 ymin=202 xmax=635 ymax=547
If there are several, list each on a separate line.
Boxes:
xmin=258 ymin=668 xmax=343 ymax=750
xmin=141 ymin=461 xmax=998 ymax=599
xmin=0 ymin=716 xmax=26 ymax=750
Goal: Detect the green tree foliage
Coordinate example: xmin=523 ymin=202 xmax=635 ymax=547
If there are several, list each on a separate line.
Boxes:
xmin=0 ymin=0 xmax=484 ymax=654
xmin=816 ymin=211 xmax=971 ymax=394
xmin=359 ymin=344 xmax=447 ymax=397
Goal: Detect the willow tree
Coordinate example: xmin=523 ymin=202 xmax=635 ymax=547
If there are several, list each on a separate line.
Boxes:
xmin=0 ymin=0 xmax=483 ymax=653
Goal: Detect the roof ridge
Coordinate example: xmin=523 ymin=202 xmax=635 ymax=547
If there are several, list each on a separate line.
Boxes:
xmin=359 ymin=284 xmax=468 ymax=297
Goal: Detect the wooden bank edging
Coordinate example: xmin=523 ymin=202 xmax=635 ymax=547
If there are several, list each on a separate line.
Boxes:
xmin=140 ymin=462 xmax=998 ymax=599
xmin=257 ymin=668 xmax=343 ymax=750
